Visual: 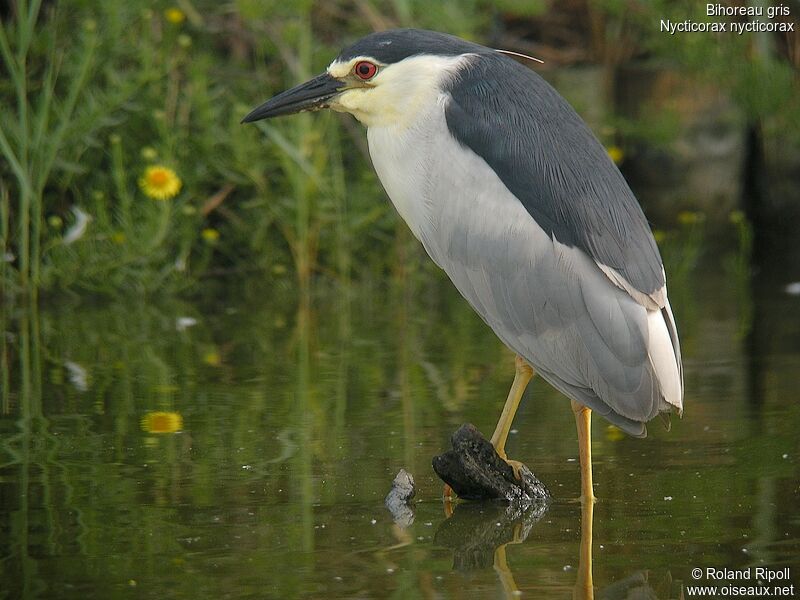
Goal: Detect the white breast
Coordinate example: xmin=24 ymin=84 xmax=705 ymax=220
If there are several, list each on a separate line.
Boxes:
xmin=366 ymin=95 xmax=540 ymax=269
xmin=366 ymin=101 xmax=444 ymax=243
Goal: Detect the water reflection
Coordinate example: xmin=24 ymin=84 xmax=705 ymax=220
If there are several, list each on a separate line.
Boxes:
xmin=395 ymin=492 xmax=677 ymax=599
xmin=576 ymin=500 xmax=594 ymax=600
xmin=434 ymin=501 xmax=548 ymax=595
xmin=1 ymin=229 xmax=799 ymax=598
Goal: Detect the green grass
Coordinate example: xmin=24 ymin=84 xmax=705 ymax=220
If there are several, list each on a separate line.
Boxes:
xmin=0 ymin=0 xmax=796 ymax=300
xmin=0 ymin=0 xmax=498 ymax=299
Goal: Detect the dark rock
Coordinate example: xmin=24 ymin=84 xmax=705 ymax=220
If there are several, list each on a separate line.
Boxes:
xmin=432 ymin=424 xmax=550 ymax=503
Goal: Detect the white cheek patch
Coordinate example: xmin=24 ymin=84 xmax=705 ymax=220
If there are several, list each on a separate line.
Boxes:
xmin=328 ymin=60 xmax=353 ymax=79
xmin=327 ymin=56 xmax=378 ymax=79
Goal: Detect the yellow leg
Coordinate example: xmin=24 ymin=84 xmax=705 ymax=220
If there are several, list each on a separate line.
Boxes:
xmin=571 ymin=400 xmax=596 ymax=503
xmin=490 ymin=355 xmax=535 ymax=459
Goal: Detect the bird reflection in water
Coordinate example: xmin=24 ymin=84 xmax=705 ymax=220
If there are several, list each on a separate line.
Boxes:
xmin=433 ymin=501 xmax=548 ymax=596
xmin=427 ymin=498 xmax=674 ymax=599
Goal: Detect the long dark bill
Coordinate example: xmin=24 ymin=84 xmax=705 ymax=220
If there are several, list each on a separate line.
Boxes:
xmin=241 ymin=72 xmax=344 ymax=123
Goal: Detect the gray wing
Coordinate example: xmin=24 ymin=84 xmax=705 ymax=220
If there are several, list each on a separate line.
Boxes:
xmin=416 ymin=102 xmax=680 ymax=437
xmin=444 ymin=52 xmax=665 ymax=299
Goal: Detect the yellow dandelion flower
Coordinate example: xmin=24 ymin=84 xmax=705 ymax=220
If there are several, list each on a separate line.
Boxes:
xmin=164 ymin=8 xmax=185 ymax=24
xmin=110 ymin=232 xmax=126 ymax=244
xmin=606 ymin=145 xmax=624 ymax=165
xmin=201 ymin=228 xmax=220 ymax=243
xmin=48 ymin=215 xmax=63 ymax=229
xmin=139 ymin=165 xmax=182 ymax=200
xmin=653 ymin=229 xmax=666 ymax=244
xmin=140 ymin=411 xmax=183 ymax=434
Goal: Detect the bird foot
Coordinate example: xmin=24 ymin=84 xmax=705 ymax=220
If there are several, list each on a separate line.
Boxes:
xmin=504 ymin=458 xmax=525 ymax=481
xmin=495 ymin=448 xmax=524 ymax=481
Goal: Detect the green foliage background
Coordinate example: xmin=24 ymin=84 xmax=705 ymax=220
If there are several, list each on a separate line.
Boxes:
xmin=0 ymin=0 xmax=798 ymax=298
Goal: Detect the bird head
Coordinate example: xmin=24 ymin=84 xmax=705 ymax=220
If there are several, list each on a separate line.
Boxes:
xmin=241 ymin=29 xmax=484 ymax=128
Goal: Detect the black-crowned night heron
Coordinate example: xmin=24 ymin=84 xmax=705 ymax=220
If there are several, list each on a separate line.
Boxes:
xmin=243 ymin=29 xmax=684 ymax=502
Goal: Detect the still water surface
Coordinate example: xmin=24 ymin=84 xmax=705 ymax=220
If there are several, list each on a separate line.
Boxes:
xmin=1 ymin=231 xmax=799 ymax=599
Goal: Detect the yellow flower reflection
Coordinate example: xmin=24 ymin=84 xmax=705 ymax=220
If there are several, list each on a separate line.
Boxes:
xmin=606 ymin=145 xmax=624 ymax=165
xmin=141 ymin=411 xmax=183 ymax=434
xmin=605 ymin=424 xmax=626 ymax=442
xmin=203 ymin=351 xmax=221 ymax=367
xmin=139 ymin=165 xmax=182 ymax=200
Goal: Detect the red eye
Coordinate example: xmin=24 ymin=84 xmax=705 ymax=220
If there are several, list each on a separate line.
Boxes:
xmin=354 ymin=61 xmax=378 ymax=80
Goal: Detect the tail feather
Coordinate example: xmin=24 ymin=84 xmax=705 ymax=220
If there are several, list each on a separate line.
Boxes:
xmin=646 ymin=299 xmax=683 ymax=416
xmin=661 ymin=300 xmax=684 ymax=412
